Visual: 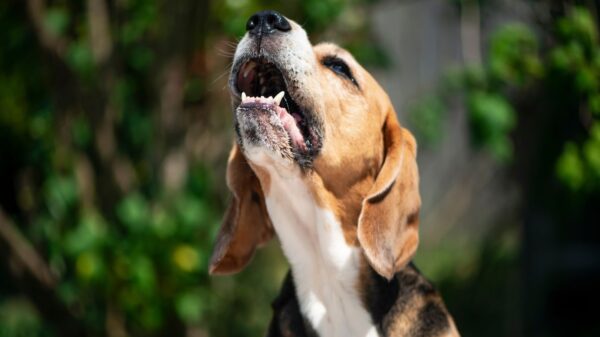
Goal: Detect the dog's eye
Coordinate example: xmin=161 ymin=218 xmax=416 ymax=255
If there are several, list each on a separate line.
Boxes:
xmin=323 ymin=57 xmax=357 ymax=86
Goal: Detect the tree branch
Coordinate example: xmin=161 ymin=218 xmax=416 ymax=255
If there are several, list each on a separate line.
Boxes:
xmin=0 ymin=209 xmax=91 ymax=336
xmin=26 ymin=0 xmax=69 ymax=59
xmin=0 ymin=210 xmax=56 ymax=288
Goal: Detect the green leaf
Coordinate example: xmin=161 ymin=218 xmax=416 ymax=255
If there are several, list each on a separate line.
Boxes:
xmin=0 ymin=298 xmax=43 ymax=337
xmin=175 ymin=290 xmax=205 ymax=324
xmin=584 ymin=123 xmax=600 ymax=176
xmin=64 ymin=210 xmax=107 ymax=256
xmin=75 ymin=251 xmax=104 ymax=281
xmin=131 ymin=256 xmax=156 ymax=295
xmin=44 ymin=175 xmax=78 ymax=220
xmin=556 ymin=142 xmax=585 ymax=190
xmin=467 ymin=91 xmax=516 ymax=161
xmin=489 ymin=23 xmax=539 ymax=84
xmin=174 ymin=194 xmax=206 ymax=228
xmin=150 ymin=206 xmax=177 ymax=238
xmin=575 ymin=66 xmax=598 ymax=93
xmin=563 ymin=7 xmax=598 ymax=46
xmin=43 ymin=7 xmax=69 ymax=37
xmin=67 ymin=41 xmax=94 ymax=78
xmin=469 ymin=91 xmax=515 ymax=127
xmin=71 ymin=117 xmax=92 ymax=148
xmin=589 ymin=94 xmax=600 ymax=116
xmin=139 ymin=304 xmax=162 ymax=332
xmin=116 ymin=193 xmax=149 ymax=232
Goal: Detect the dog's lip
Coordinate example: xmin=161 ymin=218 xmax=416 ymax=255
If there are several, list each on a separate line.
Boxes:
xmin=230 ymin=54 xmax=323 ymax=167
xmin=238 ymin=94 xmax=307 ymax=152
xmin=232 ymin=58 xmax=314 ymax=151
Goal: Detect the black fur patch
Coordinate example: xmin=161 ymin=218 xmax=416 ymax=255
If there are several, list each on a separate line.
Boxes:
xmin=411 ymin=301 xmax=450 ymax=337
xmin=268 ymin=264 xmax=452 ymax=337
xmin=266 ymin=272 xmax=318 ymax=337
xmin=362 ymin=263 xmax=452 ymax=336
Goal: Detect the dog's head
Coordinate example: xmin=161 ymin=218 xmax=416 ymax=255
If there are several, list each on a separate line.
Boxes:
xmin=210 ymin=11 xmax=420 ymax=280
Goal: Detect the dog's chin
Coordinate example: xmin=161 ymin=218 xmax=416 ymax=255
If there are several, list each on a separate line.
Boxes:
xmin=235 ymin=103 xmax=295 ymax=166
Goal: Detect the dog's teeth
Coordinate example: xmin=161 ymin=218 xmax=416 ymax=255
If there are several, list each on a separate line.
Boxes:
xmin=274 ymin=91 xmax=285 ymax=105
xmin=261 ymin=87 xmax=267 ymax=95
xmin=241 ymin=92 xmax=247 ymax=101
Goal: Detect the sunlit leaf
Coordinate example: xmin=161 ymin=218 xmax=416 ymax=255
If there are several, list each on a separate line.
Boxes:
xmin=43 ymin=7 xmax=69 ymax=37
xmin=64 ymin=210 xmax=107 ymax=256
xmin=556 ymin=142 xmax=585 ymax=190
xmin=172 ymin=244 xmax=200 ymax=272
xmin=175 ymin=290 xmax=204 ymax=324
xmin=116 ymin=193 xmax=149 ymax=232
xmin=76 ymin=251 xmax=104 ymax=281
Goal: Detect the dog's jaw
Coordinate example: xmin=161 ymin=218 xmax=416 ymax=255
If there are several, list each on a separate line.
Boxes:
xmin=230 ymin=20 xmax=324 ymax=169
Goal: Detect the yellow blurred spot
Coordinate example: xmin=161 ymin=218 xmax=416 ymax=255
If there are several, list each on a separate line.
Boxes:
xmin=172 ymin=245 xmax=199 ymax=272
xmin=225 ymin=0 xmax=247 ymax=10
xmin=76 ymin=252 xmax=99 ymax=279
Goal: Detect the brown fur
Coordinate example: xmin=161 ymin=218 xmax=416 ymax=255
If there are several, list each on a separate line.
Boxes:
xmin=209 ymin=15 xmax=459 ymax=337
xmin=208 ymin=144 xmax=273 ymax=274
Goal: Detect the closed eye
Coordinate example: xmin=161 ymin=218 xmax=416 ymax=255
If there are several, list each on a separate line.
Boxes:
xmin=323 ymin=56 xmax=358 ymax=87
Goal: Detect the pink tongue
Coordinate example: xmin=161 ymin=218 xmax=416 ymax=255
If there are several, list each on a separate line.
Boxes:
xmin=278 ymin=107 xmax=306 ymax=151
xmin=240 ymin=95 xmax=306 ymax=151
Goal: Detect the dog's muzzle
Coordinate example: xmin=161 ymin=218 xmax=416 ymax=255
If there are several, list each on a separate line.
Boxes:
xmin=230 ymin=11 xmax=322 ymax=168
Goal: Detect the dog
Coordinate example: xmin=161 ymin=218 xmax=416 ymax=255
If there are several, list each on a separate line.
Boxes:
xmin=209 ymin=10 xmax=460 ymax=337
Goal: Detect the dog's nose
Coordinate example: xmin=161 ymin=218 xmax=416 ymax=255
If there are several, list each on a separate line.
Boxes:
xmin=246 ymin=10 xmax=291 ymax=36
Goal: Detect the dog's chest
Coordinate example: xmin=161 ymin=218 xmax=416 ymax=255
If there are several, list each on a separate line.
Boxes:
xmin=263 ymin=170 xmax=379 ymax=337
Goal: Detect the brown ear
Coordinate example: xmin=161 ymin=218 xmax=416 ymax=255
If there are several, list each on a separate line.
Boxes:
xmin=357 ymin=111 xmax=421 ymax=280
xmin=209 ymin=143 xmax=273 ymax=275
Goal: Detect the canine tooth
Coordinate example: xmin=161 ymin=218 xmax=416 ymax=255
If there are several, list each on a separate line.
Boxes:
xmin=261 ymin=87 xmax=267 ymax=95
xmin=241 ymin=92 xmax=247 ymax=101
xmin=274 ymin=91 xmax=285 ymax=105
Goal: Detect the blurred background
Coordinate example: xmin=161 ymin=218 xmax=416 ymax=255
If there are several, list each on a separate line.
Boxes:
xmin=0 ymin=0 xmax=599 ymax=336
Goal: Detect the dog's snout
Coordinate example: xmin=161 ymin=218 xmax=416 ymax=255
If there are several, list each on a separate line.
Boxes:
xmin=246 ymin=10 xmax=291 ymax=36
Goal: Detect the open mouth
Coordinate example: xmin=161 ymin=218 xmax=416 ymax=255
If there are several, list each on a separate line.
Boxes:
xmin=234 ymin=59 xmax=319 ymax=160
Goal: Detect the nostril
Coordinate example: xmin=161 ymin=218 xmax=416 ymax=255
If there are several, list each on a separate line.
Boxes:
xmin=246 ymin=14 xmax=259 ymax=32
xmin=246 ymin=10 xmax=291 ymax=35
xmin=271 ymin=13 xmax=291 ymax=32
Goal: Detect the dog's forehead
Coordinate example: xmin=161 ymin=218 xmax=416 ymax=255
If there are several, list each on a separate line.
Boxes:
xmin=313 ymin=43 xmax=356 ymax=63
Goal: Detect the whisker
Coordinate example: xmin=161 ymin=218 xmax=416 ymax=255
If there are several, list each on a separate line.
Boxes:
xmin=216 ymin=50 xmax=234 ymax=57
xmin=207 ymin=63 xmax=233 ymax=91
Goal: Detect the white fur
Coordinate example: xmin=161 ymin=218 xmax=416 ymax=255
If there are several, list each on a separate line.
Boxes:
xmin=235 ymin=19 xmax=379 ymax=337
xmin=245 ymin=147 xmax=379 ymax=337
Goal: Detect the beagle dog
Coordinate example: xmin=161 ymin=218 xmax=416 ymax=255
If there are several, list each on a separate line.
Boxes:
xmin=209 ymin=10 xmax=460 ymax=337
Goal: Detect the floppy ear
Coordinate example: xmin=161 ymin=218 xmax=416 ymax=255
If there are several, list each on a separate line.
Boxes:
xmin=357 ymin=111 xmax=421 ymax=281
xmin=209 ymin=143 xmax=274 ymax=275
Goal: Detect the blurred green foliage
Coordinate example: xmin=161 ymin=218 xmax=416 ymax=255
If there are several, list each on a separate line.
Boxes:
xmin=410 ymin=6 xmax=600 ymax=334
xmin=3 ymin=0 xmax=596 ymax=336
xmin=413 ymin=6 xmax=600 ymax=179
xmin=0 ymin=0 xmax=386 ymax=336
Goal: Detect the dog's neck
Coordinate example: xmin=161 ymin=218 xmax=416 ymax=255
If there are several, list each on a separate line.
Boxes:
xmin=247 ymin=149 xmax=379 ymax=337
